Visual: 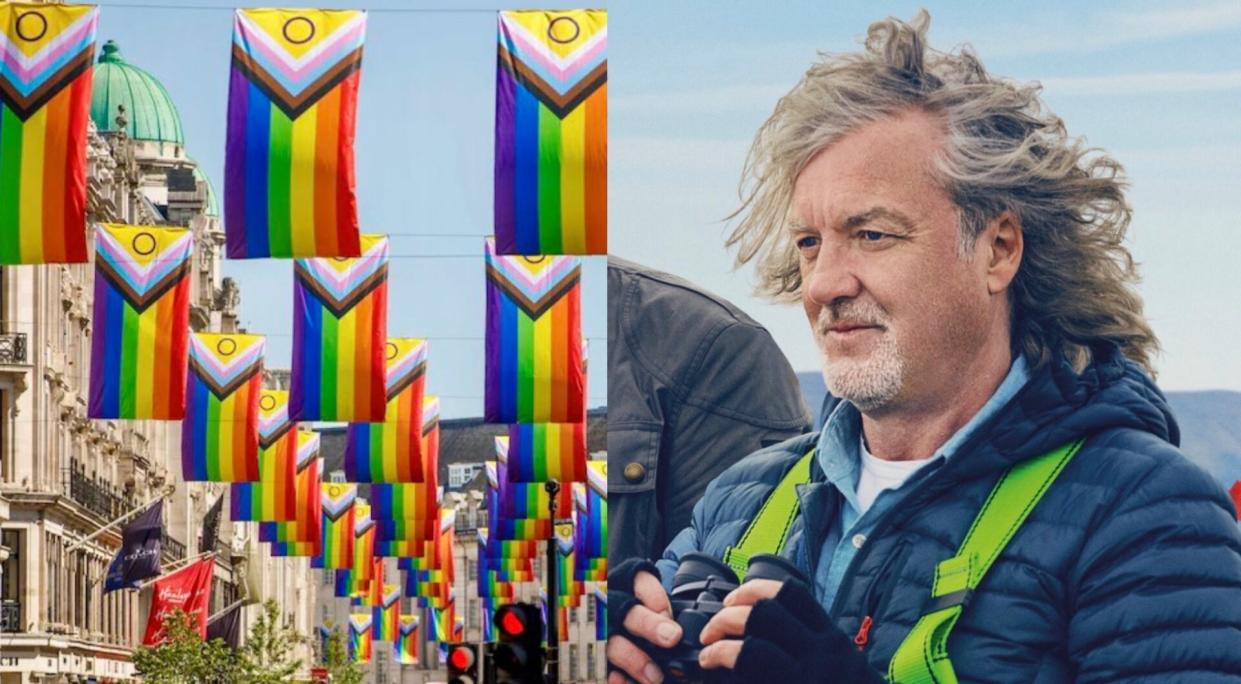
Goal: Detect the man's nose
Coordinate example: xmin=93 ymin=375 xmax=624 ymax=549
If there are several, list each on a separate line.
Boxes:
xmin=804 ymin=246 xmax=862 ymax=305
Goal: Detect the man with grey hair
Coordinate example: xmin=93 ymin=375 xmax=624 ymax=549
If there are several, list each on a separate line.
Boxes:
xmin=607 ymin=11 xmax=1241 ymax=683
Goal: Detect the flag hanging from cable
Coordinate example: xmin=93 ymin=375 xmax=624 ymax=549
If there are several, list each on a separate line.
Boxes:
xmin=0 ymin=3 xmax=98 ymax=265
xmin=224 ymin=8 xmax=365 ymax=259
xmin=88 ymin=224 xmax=192 ymax=419
xmin=494 ymin=10 xmax=607 ymax=255
xmin=182 ymin=333 xmax=264 ymax=481
xmin=344 ymin=337 xmax=427 ymax=482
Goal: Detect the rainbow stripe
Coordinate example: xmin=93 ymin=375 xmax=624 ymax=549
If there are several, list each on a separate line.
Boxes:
xmin=88 ymin=224 xmax=192 ymax=419
xmin=224 ymin=8 xmax=365 ymax=259
xmin=395 ymin=615 xmax=419 ymax=664
xmin=370 ymin=482 xmax=437 ymax=522
xmin=595 ymin=590 xmax=607 ymax=640
xmin=261 ymin=435 xmax=321 ymax=554
xmin=421 ymin=395 xmax=441 ymax=486
xmin=575 ymin=462 xmax=607 ymax=580
xmin=344 ymin=338 xmax=427 ymax=482
xmin=230 ymin=390 xmax=299 ymax=521
xmin=504 ymin=422 xmax=587 ymax=482
xmin=555 ymin=521 xmax=583 ymax=606
xmin=352 ymin=503 xmax=375 ymax=578
xmin=484 ymin=239 xmax=584 ymax=423
xmin=494 ymin=10 xmax=606 ymax=256
xmin=372 ymin=583 xmax=400 ymax=642
xmin=318 ymin=482 xmax=356 ymax=569
xmin=348 ymin=613 xmax=372 ymax=663
xmin=291 ymin=234 xmax=388 ymax=421
xmin=0 ymin=4 xmax=97 ymax=265
xmin=182 ymin=333 xmax=263 ymax=481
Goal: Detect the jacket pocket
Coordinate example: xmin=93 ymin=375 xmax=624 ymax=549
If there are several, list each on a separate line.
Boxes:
xmin=608 ymin=423 xmax=663 ymax=562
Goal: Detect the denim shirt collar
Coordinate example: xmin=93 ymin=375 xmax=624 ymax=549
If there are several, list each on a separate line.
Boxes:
xmin=814 ymin=355 xmax=1031 ymax=512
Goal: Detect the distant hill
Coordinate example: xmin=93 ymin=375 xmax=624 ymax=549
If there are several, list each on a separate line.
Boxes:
xmin=796 ymin=371 xmax=1241 ymax=488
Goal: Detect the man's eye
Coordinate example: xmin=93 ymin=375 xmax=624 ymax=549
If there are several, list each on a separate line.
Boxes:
xmin=796 ymin=236 xmax=820 ymax=250
xmin=859 ymin=230 xmax=887 ymax=242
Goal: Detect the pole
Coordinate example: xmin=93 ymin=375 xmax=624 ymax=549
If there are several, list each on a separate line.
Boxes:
xmin=66 ymin=484 xmax=175 ymax=552
xmin=544 ymin=479 xmax=560 ymax=684
xmin=133 ymin=551 xmax=216 ymax=590
xmin=206 ymin=598 xmax=245 ymax=626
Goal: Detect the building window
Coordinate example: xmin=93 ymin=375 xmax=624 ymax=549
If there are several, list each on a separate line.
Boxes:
xmin=587 ymin=596 xmax=595 ymax=622
xmin=587 ymin=643 xmax=596 ymax=679
xmin=1 ymin=529 xmax=22 ymax=633
xmin=447 ymin=463 xmax=483 ymax=489
xmin=328 ymin=470 xmax=346 ymax=484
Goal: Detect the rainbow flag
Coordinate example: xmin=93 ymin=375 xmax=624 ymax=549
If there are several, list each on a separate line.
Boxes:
xmin=230 ymin=390 xmax=298 ymax=521
xmin=182 ymin=333 xmax=263 ymax=482
xmin=421 ymin=395 xmax=441 ymax=487
xmin=0 ymin=3 xmax=97 ymax=265
xmin=504 ymin=422 xmax=587 ymax=482
xmin=318 ymin=482 xmax=356 ymax=569
xmin=262 ymin=437 xmax=322 ymax=555
xmin=344 ymin=337 xmax=427 ymax=482
xmin=351 ymin=502 xmax=375 ymax=576
xmin=594 ymin=589 xmax=607 ymax=641
xmin=369 ymin=483 xmax=437 ymax=523
xmin=576 ymin=461 xmax=606 ymax=580
xmin=348 ymin=613 xmax=372 ymax=663
xmin=494 ymin=10 xmax=607 ymax=256
xmin=484 ymin=239 xmax=584 ymax=423
xmin=555 ymin=520 xmax=583 ymax=606
xmin=290 ymin=234 xmax=388 ymax=421
xmin=224 ymin=8 xmax=365 ymax=259
xmin=395 ymin=615 xmax=419 ymax=664
xmin=88 ymin=224 xmax=192 ymax=419
xmin=373 ymin=583 xmax=400 ymax=641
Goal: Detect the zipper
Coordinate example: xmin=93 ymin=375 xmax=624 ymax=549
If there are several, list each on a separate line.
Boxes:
xmin=851 ymin=537 xmax=911 ymax=651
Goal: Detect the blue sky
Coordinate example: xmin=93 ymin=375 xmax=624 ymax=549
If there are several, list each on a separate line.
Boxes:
xmin=96 ymin=0 xmax=1241 ymax=410
xmin=607 ymin=0 xmax=1241 ymax=392
xmin=95 ymin=0 xmax=608 ymax=419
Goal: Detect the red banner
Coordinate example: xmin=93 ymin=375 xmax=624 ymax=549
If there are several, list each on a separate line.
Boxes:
xmin=143 ymin=558 xmax=214 ymax=645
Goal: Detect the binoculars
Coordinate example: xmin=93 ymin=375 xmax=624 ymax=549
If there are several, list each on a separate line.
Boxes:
xmin=657 ymin=552 xmax=808 ymax=683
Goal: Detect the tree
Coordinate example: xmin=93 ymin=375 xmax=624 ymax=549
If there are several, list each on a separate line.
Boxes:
xmin=238 ymin=599 xmax=305 ymax=683
xmin=132 ymin=609 xmax=240 ymax=683
xmin=324 ymin=627 xmax=365 ymax=684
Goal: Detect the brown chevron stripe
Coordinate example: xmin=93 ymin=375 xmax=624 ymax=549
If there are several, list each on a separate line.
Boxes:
xmin=486 ymin=263 xmax=581 ymax=320
xmin=96 ymin=257 xmax=189 ymax=314
xmin=386 ymin=361 xmax=426 ymax=403
xmin=293 ymin=262 xmax=388 ymax=318
xmin=189 ymin=356 xmax=263 ymax=400
xmin=259 ymin=420 xmax=295 ymax=450
xmin=421 ymin=417 xmax=439 ymax=437
xmin=498 ymin=45 xmax=607 ymax=118
xmin=231 ymin=43 xmax=363 ymax=119
xmin=0 ymin=47 xmax=92 ymax=121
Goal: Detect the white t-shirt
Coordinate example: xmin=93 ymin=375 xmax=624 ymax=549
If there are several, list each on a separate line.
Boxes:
xmin=856 ymin=435 xmax=934 ymax=515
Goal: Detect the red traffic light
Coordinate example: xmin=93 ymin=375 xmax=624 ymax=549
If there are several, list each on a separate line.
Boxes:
xmin=497 ymin=606 xmax=526 ymax=637
xmin=449 ymin=645 xmax=475 ymax=671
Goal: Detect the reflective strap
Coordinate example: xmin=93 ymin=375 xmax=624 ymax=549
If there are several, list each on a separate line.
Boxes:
xmin=887 ymin=439 xmax=1084 ymax=684
xmin=723 ymin=449 xmax=815 ymax=578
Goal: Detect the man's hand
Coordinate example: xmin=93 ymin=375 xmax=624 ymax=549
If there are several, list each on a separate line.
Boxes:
xmin=607 ymin=562 xmax=683 ymax=684
xmin=697 ymin=579 xmax=784 ymax=670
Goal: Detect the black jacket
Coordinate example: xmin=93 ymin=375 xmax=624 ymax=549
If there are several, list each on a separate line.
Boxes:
xmin=607 ymin=257 xmax=809 ymax=564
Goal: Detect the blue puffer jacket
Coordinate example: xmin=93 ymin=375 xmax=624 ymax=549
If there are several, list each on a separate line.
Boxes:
xmin=659 ymin=347 xmax=1241 ymax=682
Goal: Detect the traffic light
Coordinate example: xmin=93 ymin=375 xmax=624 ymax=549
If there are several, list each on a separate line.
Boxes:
xmin=447 ymin=643 xmax=479 ymax=684
xmin=493 ymin=603 xmax=545 ymax=683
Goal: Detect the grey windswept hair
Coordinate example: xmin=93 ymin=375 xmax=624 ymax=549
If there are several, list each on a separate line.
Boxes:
xmin=727 ymin=10 xmax=1159 ymax=375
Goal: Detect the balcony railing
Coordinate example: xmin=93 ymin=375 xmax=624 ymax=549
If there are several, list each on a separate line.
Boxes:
xmin=0 ymin=332 xmax=27 ymax=364
xmin=162 ymin=532 xmax=186 ymax=562
xmin=0 ymin=600 xmax=20 ymax=633
xmin=67 ymin=462 xmax=133 ymax=522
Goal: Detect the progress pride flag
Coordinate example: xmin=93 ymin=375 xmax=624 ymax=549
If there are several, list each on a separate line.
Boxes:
xmin=143 ymin=558 xmax=214 ymax=645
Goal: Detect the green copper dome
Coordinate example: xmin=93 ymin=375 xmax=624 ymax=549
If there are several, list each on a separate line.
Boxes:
xmin=91 ymin=40 xmax=185 ymax=145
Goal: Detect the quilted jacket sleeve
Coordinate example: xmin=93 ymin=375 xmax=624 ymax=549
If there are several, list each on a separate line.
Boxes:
xmin=1068 ymin=442 xmax=1241 ymax=682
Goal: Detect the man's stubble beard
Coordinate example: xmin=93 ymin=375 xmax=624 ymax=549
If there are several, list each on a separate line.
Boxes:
xmin=816 ymin=303 xmax=906 ymax=413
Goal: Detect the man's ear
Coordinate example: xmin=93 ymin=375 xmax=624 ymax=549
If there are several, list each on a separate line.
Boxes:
xmin=984 ymin=210 xmax=1022 ymax=295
